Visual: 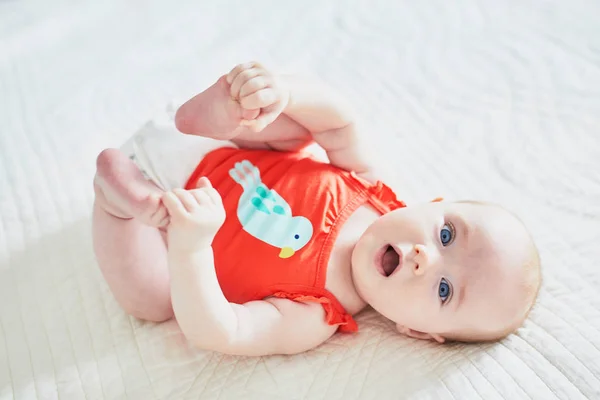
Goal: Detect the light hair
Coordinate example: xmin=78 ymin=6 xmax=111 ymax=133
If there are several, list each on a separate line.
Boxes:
xmin=444 ymin=200 xmax=542 ymax=343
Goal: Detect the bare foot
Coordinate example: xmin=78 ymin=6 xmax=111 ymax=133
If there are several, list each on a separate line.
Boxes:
xmin=175 ymin=75 xmax=259 ymax=140
xmin=94 ymin=148 xmax=169 ymax=228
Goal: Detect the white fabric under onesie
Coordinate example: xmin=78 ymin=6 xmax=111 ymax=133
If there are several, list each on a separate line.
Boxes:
xmin=119 ymin=104 xmax=237 ymax=191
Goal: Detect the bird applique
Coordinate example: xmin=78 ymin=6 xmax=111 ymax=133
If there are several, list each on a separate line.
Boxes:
xmin=228 ymin=160 xmax=314 ymax=258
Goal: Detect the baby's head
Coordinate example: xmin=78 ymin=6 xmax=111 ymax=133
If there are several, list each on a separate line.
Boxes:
xmin=351 ymin=200 xmax=541 ymax=343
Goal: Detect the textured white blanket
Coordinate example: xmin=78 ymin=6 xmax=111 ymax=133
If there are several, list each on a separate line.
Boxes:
xmin=1 ymin=0 xmax=599 ymax=399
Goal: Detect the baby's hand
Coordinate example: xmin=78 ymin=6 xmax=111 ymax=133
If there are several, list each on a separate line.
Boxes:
xmin=226 ymin=62 xmax=289 ymax=133
xmin=162 ymin=178 xmax=226 ymax=253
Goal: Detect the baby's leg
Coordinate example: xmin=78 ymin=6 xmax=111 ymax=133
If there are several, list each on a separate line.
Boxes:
xmin=93 ymin=110 xmax=238 ymax=321
xmin=175 ymin=75 xmax=311 ymax=148
xmin=93 ymin=149 xmax=172 ymax=321
xmin=93 ymin=204 xmax=172 ymax=321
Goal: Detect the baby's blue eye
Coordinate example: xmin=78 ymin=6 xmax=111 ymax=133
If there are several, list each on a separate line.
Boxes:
xmin=439 ymin=278 xmax=451 ymax=303
xmin=440 ymin=223 xmax=454 ymax=246
xmin=294 ymin=234 xmax=300 ymax=239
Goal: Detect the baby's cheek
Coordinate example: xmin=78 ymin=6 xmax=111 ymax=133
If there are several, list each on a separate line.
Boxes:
xmin=403 ymin=284 xmax=435 ymax=317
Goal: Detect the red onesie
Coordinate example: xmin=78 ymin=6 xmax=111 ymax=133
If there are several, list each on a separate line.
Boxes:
xmin=185 ymin=147 xmax=405 ymax=332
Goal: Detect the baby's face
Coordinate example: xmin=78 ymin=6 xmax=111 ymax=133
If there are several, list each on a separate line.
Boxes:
xmin=351 ymin=201 xmax=533 ymax=341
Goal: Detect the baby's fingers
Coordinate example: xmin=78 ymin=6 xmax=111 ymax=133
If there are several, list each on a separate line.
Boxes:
xmin=227 ymin=62 xmax=264 ymax=83
xmin=227 ymin=62 xmax=254 ymax=84
xmin=195 ymin=176 xmax=211 ymax=189
xmin=189 ymin=189 xmax=212 ymax=206
xmin=239 ymin=76 xmax=270 ymax=99
xmin=172 ymin=189 xmax=200 ymax=213
xmin=230 ymin=68 xmax=264 ymax=100
xmin=162 ymin=191 xmax=187 ymax=218
xmin=248 ymin=103 xmax=285 ymax=132
xmin=239 ymin=88 xmax=277 ymax=110
xmin=241 ymin=108 xmax=260 ymax=121
xmin=194 ymin=178 xmax=223 ymax=206
xmin=206 ymin=187 xmax=224 ymax=207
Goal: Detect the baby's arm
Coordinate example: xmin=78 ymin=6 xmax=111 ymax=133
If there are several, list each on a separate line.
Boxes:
xmin=284 ymin=75 xmax=375 ymax=178
xmin=163 ymin=180 xmax=337 ymax=356
xmin=226 ymin=63 xmax=378 ymax=181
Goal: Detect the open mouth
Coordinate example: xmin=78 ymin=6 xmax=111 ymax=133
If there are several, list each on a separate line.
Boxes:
xmin=375 ymin=244 xmax=402 ymax=277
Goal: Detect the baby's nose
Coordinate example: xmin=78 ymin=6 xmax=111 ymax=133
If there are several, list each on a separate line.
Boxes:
xmin=411 ymin=244 xmax=430 ymax=276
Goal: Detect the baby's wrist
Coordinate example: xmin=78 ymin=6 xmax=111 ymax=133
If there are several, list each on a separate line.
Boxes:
xmin=168 ymin=244 xmax=214 ymax=265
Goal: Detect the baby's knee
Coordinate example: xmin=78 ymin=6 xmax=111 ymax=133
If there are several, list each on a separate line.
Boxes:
xmin=112 ymin=281 xmax=174 ymax=323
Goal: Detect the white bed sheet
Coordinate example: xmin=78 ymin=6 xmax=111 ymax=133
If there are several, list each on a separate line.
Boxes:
xmin=1 ymin=0 xmax=599 ymax=399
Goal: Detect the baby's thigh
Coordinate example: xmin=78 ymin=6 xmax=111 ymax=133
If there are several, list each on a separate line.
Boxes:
xmin=121 ymin=110 xmax=237 ymax=190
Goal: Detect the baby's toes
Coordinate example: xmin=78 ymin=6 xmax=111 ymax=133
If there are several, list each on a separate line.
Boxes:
xmin=137 ymin=193 xmax=163 ymax=227
xmin=149 ymin=203 xmax=169 ymax=228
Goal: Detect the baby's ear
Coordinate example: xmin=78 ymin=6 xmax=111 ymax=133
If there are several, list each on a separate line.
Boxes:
xmin=396 ymin=324 xmax=445 ymax=343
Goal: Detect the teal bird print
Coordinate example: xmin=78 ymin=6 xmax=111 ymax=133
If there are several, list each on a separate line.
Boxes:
xmin=228 ymin=160 xmax=314 ymax=258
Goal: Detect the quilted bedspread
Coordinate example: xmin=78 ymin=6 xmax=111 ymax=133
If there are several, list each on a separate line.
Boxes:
xmin=1 ymin=0 xmax=599 ymax=399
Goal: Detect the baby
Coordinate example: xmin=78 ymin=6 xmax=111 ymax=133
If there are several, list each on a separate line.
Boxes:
xmin=92 ymin=62 xmax=541 ymax=356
